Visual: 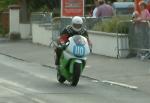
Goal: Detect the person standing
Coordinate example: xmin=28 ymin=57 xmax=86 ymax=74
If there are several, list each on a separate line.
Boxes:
xmin=147 ymin=0 xmax=150 ymax=13
xmin=92 ymin=0 xmax=100 ymax=18
xmin=135 ymin=0 xmax=143 ymax=14
xmin=133 ymin=1 xmax=150 ymax=21
xmin=132 ymin=1 xmax=150 ymax=60
xmin=96 ymin=0 xmax=114 ymax=17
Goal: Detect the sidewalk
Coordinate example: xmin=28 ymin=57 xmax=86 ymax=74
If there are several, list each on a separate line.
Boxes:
xmin=0 ymin=39 xmax=150 ymax=92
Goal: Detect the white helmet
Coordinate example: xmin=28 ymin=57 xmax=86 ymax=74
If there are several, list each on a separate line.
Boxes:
xmin=71 ymin=16 xmax=83 ymax=31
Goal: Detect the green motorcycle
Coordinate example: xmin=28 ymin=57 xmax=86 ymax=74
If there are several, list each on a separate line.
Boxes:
xmin=56 ymin=35 xmax=91 ymax=86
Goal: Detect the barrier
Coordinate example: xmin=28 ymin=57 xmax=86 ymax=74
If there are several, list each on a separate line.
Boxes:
xmin=117 ymin=20 xmax=150 ymax=59
xmin=128 ymin=21 xmax=150 ymax=51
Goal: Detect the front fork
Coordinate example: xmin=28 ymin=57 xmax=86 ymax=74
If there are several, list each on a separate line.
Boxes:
xmin=70 ymin=59 xmax=83 ymax=74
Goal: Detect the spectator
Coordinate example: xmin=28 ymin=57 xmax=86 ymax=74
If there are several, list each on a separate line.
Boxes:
xmin=135 ymin=0 xmax=142 ymax=14
xmin=133 ymin=1 xmax=150 ymax=21
xmin=147 ymin=0 xmax=150 ymax=13
xmin=96 ymin=0 xmax=114 ymax=17
xmin=92 ymin=0 xmax=100 ymax=18
xmin=132 ymin=1 xmax=150 ymax=60
xmin=88 ymin=7 xmax=94 ymax=17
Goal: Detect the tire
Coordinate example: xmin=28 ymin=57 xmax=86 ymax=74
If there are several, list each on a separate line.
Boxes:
xmin=57 ymin=70 xmax=66 ymax=83
xmin=71 ymin=63 xmax=81 ymax=86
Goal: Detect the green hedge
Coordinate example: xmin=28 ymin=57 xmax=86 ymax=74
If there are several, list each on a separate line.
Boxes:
xmin=92 ymin=16 xmax=131 ymax=34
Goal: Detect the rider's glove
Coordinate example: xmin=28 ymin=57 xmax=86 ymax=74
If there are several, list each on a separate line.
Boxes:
xmin=58 ymin=34 xmax=69 ymax=45
xmin=58 ymin=34 xmax=69 ymax=49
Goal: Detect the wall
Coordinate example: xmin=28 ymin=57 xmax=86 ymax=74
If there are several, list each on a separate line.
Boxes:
xmin=32 ymin=24 xmax=129 ymax=58
xmin=20 ymin=24 xmax=31 ymax=39
xmin=89 ymin=31 xmax=129 ymax=58
xmin=9 ymin=5 xmax=31 ymax=39
xmin=9 ymin=9 xmax=20 ymax=33
xmin=32 ymin=24 xmax=52 ymax=46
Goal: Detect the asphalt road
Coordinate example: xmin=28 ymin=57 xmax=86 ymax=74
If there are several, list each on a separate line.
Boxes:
xmin=0 ymin=54 xmax=150 ymax=103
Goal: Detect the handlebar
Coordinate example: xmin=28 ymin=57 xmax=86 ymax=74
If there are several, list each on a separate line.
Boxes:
xmin=58 ymin=41 xmax=70 ymax=50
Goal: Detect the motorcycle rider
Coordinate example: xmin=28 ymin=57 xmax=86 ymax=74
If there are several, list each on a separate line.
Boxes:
xmin=55 ymin=16 xmax=91 ymax=68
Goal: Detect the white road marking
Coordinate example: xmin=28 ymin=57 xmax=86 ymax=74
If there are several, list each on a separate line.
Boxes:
xmin=0 ymin=85 xmax=23 ymax=95
xmin=0 ymin=79 xmax=47 ymax=103
xmin=102 ymin=80 xmax=138 ymax=90
xmin=31 ymin=98 xmax=46 ymax=103
xmin=85 ymin=65 xmax=91 ymax=68
xmin=0 ymin=78 xmax=39 ymax=93
xmin=91 ymin=80 xmax=99 ymax=83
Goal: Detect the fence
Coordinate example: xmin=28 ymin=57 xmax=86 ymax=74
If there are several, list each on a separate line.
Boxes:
xmin=129 ymin=21 xmax=150 ymax=59
xmin=31 ymin=12 xmax=52 ymax=24
xmin=117 ymin=21 xmax=150 ymax=59
xmin=128 ymin=21 xmax=150 ymax=51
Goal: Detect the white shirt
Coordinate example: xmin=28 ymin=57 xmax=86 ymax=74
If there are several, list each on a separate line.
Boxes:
xmin=92 ymin=7 xmax=98 ymax=18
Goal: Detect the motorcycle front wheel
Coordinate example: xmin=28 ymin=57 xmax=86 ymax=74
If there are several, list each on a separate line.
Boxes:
xmin=70 ymin=63 xmax=81 ymax=86
xmin=57 ymin=70 xmax=66 ymax=83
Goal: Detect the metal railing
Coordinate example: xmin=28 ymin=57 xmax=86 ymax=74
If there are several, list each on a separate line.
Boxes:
xmin=31 ymin=12 xmax=52 ymax=24
xmin=117 ymin=20 xmax=150 ymax=59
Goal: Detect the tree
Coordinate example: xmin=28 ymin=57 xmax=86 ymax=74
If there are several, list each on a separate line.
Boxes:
xmin=0 ymin=0 xmax=53 ymax=22
xmin=0 ymin=0 xmax=17 ymax=11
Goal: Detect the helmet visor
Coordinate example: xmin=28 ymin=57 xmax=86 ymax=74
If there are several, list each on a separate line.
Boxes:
xmin=73 ymin=24 xmax=82 ymax=29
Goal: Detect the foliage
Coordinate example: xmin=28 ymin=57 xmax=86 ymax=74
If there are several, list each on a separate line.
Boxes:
xmin=0 ymin=24 xmax=7 ymax=37
xmin=92 ymin=16 xmax=131 ymax=34
xmin=0 ymin=0 xmax=60 ymax=11
xmin=0 ymin=0 xmax=17 ymax=11
xmin=0 ymin=0 xmax=110 ymax=15
xmin=0 ymin=25 xmax=4 ymax=33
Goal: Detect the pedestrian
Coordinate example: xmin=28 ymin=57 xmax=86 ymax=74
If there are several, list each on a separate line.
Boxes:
xmin=132 ymin=1 xmax=150 ymax=60
xmin=133 ymin=1 xmax=150 ymax=21
xmin=135 ymin=0 xmax=142 ymax=14
xmin=147 ymin=0 xmax=150 ymax=13
xmin=92 ymin=0 xmax=101 ymax=18
xmin=54 ymin=16 xmax=92 ymax=68
xmin=96 ymin=0 xmax=114 ymax=17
